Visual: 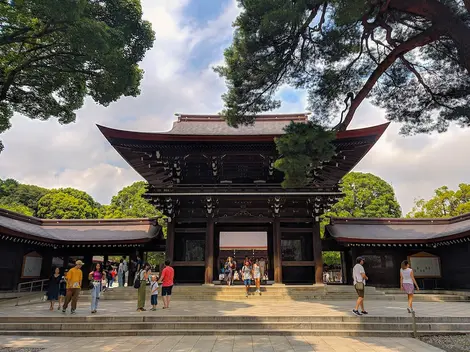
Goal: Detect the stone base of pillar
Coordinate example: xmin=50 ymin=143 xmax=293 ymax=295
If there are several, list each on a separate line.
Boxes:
xmin=272 ymin=283 xmax=286 ymax=286
xmin=312 ymin=283 xmax=326 ymax=287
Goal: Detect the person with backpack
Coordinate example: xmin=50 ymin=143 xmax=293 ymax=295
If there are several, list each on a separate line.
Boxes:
xmin=135 ymin=263 xmax=151 ymax=312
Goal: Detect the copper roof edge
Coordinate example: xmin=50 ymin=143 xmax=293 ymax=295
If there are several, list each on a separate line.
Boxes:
xmin=0 ymin=207 xmax=159 ymax=226
xmin=97 ymin=121 xmax=389 ymax=141
xmin=329 ymin=212 xmax=470 ymax=225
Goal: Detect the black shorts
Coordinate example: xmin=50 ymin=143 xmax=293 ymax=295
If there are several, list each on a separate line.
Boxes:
xmin=162 ymin=286 xmax=173 ymax=296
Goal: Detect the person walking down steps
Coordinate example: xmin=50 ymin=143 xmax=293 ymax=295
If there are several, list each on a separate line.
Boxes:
xmin=62 ymin=260 xmax=84 ymax=315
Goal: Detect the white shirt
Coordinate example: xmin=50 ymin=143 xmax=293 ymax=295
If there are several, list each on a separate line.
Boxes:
xmin=400 ymin=268 xmax=413 ymax=284
xmin=353 ymin=264 xmax=366 ymax=285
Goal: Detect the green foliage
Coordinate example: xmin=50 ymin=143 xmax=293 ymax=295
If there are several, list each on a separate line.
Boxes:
xmin=104 ymin=181 xmax=157 ymax=218
xmin=103 ymin=181 xmax=167 ymax=237
xmin=36 ymin=189 xmax=99 ymax=219
xmin=322 ymin=251 xmax=341 ymax=266
xmin=0 ymin=0 xmax=155 ymax=150
xmin=0 ymin=178 xmax=48 ymax=215
xmin=0 ymin=201 xmax=34 ymax=216
xmin=274 ymin=121 xmax=335 ymax=188
xmin=216 ymin=0 xmax=470 ymax=134
xmin=321 ymin=172 xmax=402 ymax=236
xmin=407 ymin=184 xmax=470 ymax=218
xmin=328 ymin=172 xmax=402 ymax=218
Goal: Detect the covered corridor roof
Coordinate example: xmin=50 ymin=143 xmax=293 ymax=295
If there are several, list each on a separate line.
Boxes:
xmin=0 ymin=208 xmax=161 ymax=247
xmin=325 ymin=213 xmax=470 ymax=245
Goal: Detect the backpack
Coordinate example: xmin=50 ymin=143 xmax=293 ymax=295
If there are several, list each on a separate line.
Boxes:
xmin=133 ymin=270 xmax=142 ymax=289
xmin=123 ymin=261 xmax=128 ymax=272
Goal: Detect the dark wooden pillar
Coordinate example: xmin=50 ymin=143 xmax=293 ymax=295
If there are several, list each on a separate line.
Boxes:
xmin=83 ymin=253 xmax=93 ymax=290
xmin=165 ymin=220 xmax=175 ymax=263
xmin=103 ymin=254 xmax=109 ymax=266
xmin=312 ymin=220 xmax=323 ymax=284
xmin=273 ymin=218 xmax=282 ymax=284
xmin=343 ymin=249 xmax=353 ymax=285
xmin=204 ymin=218 xmax=214 ymax=284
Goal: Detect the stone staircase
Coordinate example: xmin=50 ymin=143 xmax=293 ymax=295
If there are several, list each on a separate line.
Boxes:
xmin=1 ymin=315 xmax=469 ymax=337
xmin=80 ymin=286 xmax=470 ymax=302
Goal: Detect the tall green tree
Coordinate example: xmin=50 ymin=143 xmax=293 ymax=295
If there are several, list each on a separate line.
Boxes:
xmin=407 ymin=184 xmax=470 ymax=218
xmin=36 ymin=188 xmax=99 ymax=219
xmin=216 ymin=0 xmax=470 ymax=134
xmin=0 ymin=0 xmax=155 ymax=152
xmin=325 ymin=172 xmax=402 ymax=219
xmin=0 ymin=201 xmax=34 ymax=216
xmin=102 ymin=181 xmax=166 ymax=236
xmin=322 ymin=172 xmax=402 ymax=265
xmin=103 ymin=181 xmax=158 ymax=219
xmin=0 ymin=178 xmax=48 ymax=215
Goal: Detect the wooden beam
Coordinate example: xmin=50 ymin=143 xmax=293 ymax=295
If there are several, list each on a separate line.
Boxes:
xmin=166 ymin=221 xmax=175 ymax=263
xmin=312 ymin=220 xmax=323 ymax=284
xmin=273 ymin=218 xmax=282 ymax=284
xmin=204 ymin=218 xmax=214 ymax=284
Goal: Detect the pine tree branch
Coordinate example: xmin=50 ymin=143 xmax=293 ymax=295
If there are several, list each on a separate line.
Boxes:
xmin=339 ymin=26 xmax=441 ymax=131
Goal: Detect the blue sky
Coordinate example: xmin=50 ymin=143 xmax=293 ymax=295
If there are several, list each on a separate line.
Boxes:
xmin=0 ymin=0 xmax=469 ymax=214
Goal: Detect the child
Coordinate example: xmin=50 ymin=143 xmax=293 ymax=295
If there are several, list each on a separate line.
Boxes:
xmin=150 ymin=275 xmax=159 ymax=311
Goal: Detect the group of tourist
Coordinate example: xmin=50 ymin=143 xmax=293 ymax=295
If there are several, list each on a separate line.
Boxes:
xmin=222 ymin=256 xmax=266 ymax=297
xmin=46 ymin=258 xmax=175 ymax=314
xmin=135 ymin=260 xmax=174 ymax=312
xmin=47 ymin=256 xmax=421 ymax=316
xmin=352 ymin=256 xmax=420 ymax=316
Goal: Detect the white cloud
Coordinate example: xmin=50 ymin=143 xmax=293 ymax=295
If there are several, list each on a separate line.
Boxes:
xmin=0 ymin=0 xmax=468 ymax=215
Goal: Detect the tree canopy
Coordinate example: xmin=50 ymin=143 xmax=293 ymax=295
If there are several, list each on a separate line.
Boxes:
xmin=325 ymin=172 xmax=402 ymax=219
xmin=36 ymin=188 xmax=99 ymax=219
xmin=0 ymin=0 xmax=155 ymax=152
xmin=407 ymin=183 xmax=470 ymax=218
xmin=216 ymin=0 xmax=470 ymax=135
xmin=0 ymin=178 xmax=162 ymax=223
xmin=322 ymin=171 xmax=401 ymax=265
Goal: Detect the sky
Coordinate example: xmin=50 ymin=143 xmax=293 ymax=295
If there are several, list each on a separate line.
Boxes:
xmin=0 ymin=0 xmax=469 ymax=215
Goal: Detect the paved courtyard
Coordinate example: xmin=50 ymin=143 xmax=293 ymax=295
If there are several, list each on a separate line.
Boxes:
xmin=1 ymin=299 xmax=469 ymax=318
xmin=0 ymin=335 xmax=444 ymax=352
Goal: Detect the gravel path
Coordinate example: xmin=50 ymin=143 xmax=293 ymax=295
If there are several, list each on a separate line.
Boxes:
xmin=420 ymin=335 xmax=470 ymax=352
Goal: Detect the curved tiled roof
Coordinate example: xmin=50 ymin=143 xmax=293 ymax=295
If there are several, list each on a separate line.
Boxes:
xmin=0 ymin=209 xmax=161 ymax=244
xmin=325 ymin=213 xmax=470 ymax=243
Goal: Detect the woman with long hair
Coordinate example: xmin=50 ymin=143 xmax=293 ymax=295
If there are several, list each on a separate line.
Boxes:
xmin=253 ymin=258 xmax=261 ymax=295
xmin=224 ymin=257 xmax=234 ymax=286
xmin=400 ymin=260 xmax=420 ymax=313
xmin=47 ymin=267 xmax=61 ymax=311
xmin=89 ymin=263 xmax=105 ymax=314
xmin=137 ymin=263 xmax=151 ymax=312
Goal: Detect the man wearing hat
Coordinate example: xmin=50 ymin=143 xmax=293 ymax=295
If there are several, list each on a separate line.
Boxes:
xmin=62 ymin=260 xmax=84 ymax=314
xmin=352 ymin=257 xmax=368 ymax=316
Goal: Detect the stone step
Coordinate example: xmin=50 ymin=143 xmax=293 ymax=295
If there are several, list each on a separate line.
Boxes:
xmin=2 ymin=321 xmax=470 ymax=332
xmin=3 ymin=316 xmax=470 ymax=323
xmin=0 ymin=329 xmax=418 ymax=337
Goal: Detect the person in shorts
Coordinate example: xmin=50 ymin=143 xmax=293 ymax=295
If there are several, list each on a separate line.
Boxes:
xmin=150 ymin=275 xmax=159 ymax=311
xmin=242 ymin=259 xmax=252 ymax=298
xmin=352 ymin=257 xmax=368 ymax=316
xmin=400 ymin=260 xmax=420 ymax=313
xmin=159 ymin=260 xmax=174 ymax=309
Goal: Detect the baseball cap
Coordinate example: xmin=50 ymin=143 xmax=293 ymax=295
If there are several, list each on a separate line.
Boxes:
xmin=75 ymin=260 xmax=85 ymax=265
